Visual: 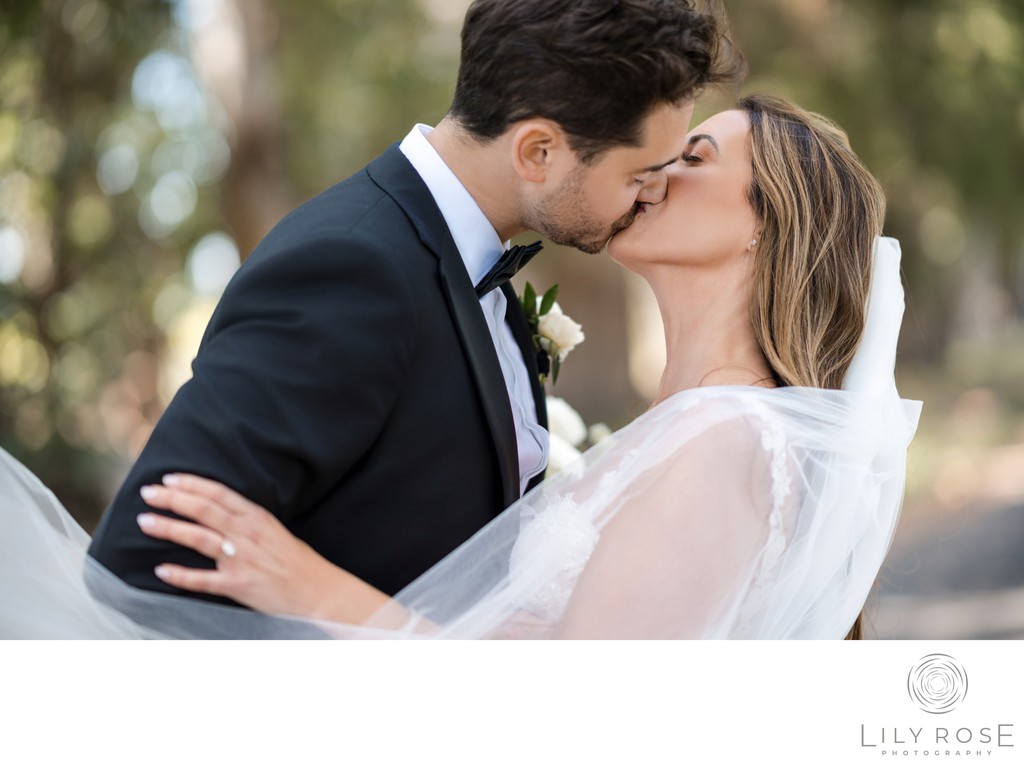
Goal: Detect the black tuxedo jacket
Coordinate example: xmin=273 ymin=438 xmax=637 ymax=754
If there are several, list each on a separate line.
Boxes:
xmin=88 ymin=145 xmax=548 ymax=603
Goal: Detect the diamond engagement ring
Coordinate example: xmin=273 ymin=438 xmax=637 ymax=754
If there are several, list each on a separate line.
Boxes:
xmin=220 ymin=539 xmax=237 ymax=559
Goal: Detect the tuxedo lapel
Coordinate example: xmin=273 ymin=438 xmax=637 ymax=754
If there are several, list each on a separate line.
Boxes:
xmin=436 ymin=238 xmax=521 ymax=508
xmin=502 ymin=282 xmax=549 ymax=493
xmin=501 ymin=282 xmax=548 ymax=432
xmin=366 ymin=146 xmax=521 ymax=509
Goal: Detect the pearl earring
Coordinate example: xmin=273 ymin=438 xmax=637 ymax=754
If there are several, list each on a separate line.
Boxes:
xmin=750 ymin=238 xmax=758 ymax=247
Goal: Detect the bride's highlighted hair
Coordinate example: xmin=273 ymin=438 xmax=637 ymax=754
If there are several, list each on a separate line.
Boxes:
xmin=740 ymin=95 xmax=886 ymax=392
xmin=740 ymin=95 xmax=886 ymax=640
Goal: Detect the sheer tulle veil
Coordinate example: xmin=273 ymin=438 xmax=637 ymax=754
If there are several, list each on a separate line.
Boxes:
xmin=0 ymin=237 xmax=919 ymax=639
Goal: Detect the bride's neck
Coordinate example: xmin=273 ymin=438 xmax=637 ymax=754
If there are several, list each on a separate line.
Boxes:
xmin=645 ymin=263 xmax=775 ymax=405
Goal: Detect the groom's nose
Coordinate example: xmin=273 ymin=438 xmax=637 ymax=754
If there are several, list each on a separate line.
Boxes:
xmin=636 ymin=171 xmax=669 ymax=205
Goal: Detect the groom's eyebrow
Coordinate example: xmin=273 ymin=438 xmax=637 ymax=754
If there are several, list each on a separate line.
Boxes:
xmin=638 ymin=157 xmax=680 ymax=173
xmin=686 ymin=134 xmax=720 ymax=153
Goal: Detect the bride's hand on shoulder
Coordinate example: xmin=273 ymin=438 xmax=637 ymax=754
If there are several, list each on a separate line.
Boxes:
xmin=135 ymin=474 xmax=343 ymax=620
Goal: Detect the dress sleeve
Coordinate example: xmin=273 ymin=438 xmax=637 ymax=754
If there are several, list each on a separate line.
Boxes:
xmin=551 ymin=415 xmax=777 ymax=638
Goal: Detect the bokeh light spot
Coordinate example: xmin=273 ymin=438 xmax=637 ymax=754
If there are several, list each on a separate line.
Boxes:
xmin=187 ymin=231 xmax=239 ymax=295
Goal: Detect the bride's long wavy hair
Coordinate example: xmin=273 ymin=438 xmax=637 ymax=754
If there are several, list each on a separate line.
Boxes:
xmin=739 ymin=95 xmax=887 ymax=640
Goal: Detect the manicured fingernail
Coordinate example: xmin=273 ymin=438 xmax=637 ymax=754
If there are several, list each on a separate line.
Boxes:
xmin=136 ymin=512 xmax=157 ymax=529
xmin=140 ymin=485 xmax=160 ymax=501
xmin=162 ymin=474 xmax=180 ymax=486
xmin=155 ymin=565 xmax=171 ymax=580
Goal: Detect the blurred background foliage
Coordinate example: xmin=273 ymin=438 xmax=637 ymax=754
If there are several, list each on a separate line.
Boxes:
xmin=1 ymin=0 xmax=1022 ymax=562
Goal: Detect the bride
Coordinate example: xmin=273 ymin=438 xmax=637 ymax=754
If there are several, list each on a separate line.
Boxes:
xmin=0 ymin=95 xmax=920 ymax=639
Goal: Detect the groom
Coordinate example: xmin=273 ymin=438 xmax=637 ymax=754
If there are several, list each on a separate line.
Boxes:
xmin=89 ymin=0 xmax=740 ymax=604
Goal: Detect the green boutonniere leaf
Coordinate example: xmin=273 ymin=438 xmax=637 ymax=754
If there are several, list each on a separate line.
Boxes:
xmin=539 ymin=284 xmax=558 ymax=317
xmin=521 ymin=282 xmax=538 ymax=328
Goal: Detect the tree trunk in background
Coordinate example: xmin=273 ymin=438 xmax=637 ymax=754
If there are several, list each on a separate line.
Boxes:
xmin=189 ymin=0 xmax=295 ymax=260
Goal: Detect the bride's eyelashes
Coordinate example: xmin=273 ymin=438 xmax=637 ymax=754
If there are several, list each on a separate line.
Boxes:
xmin=681 ymin=153 xmax=703 ymax=164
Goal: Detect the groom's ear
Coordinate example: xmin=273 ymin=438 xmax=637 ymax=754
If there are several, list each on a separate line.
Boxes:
xmin=509 ymin=119 xmax=568 ymax=184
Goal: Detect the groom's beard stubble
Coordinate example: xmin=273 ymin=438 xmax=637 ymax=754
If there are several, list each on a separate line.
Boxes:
xmin=545 ymin=204 xmax=639 ymax=255
xmin=528 ymin=170 xmax=641 ymax=255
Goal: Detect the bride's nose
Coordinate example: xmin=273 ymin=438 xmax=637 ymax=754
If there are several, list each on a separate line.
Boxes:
xmin=636 ymin=170 xmax=669 ymax=205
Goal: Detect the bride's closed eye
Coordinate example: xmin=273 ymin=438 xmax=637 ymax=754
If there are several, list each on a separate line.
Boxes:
xmin=681 ymin=133 xmax=718 ymax=165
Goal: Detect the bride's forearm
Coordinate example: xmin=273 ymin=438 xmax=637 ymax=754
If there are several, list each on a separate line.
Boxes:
xmin=305 ymin=564 xmax=434 ymax=632
xmin=306 ymin=565 xmax=557 ymax=638
xmin=136 ymin=475 xmax=434 ymax=632
xmin=305 ymin=564 xmax=393 ymax=624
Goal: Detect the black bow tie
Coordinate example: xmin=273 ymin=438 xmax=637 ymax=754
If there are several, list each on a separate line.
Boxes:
xmin=474 ymin=241 xmax=544 ymax=298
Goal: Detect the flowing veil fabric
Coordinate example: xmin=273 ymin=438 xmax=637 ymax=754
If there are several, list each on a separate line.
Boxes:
xmin=367 ymin=386 xmax=919 ymax=639
xmin=0 ymin=238 xmax=920 ymax=639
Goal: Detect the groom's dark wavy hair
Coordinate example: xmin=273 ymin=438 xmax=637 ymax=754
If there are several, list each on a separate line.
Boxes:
xmin=449 ymin=0 xmax=743 ymax=163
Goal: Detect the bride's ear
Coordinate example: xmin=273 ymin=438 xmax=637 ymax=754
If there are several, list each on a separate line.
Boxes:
xmin=510 ymin=119 xmax=565 ymax=184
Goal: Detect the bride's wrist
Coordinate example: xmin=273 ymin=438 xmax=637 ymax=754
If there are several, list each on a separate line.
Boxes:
xmin=302 ymin=561 xmax=355 ymax=623
xmin=300 ymin=559 xmax=392 ymax=626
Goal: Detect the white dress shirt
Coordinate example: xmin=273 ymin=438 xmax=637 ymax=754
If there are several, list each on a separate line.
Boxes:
xmin=400 ymin=124 xmax=549 ymax=496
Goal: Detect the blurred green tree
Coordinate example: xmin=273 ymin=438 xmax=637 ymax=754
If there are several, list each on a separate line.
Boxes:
xmin=1 ymin=0 xmax=1022 ymax=526
xmin=0 ymin=0 xmax=467 ymax=525
xmin=0 ymin=0 xmax=181 ymax=524
xmin=722 ymin=0 xmax=1024 ymax=359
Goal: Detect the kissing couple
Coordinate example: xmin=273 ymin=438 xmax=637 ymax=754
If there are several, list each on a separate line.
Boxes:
xmin=1 ymin=0 xmax=919 ymax=639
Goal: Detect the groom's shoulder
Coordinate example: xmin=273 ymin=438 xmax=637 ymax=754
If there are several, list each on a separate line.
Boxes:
xmin=260 ymin=168 xmax=408 ymax=253
xmin=255 ymin=145 xmax=433 ymax=251
xmin=237 ymin=175 xmax=430 ymax=290
xmin=211 ymin=157 xmax=433 ymax=313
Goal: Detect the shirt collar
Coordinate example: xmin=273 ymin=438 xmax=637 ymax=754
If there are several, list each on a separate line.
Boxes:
xmin=399 ymin=124 xmax=507 ymax=285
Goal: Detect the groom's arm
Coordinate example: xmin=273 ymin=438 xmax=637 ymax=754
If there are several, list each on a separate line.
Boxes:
xmin=88 ymin=230 xmax=417 ymax=601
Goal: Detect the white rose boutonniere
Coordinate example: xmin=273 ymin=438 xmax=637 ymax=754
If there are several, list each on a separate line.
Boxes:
xmin=520 ymin=282 xmax=584 ymax=384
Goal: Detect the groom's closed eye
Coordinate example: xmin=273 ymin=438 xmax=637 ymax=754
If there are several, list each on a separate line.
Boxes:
xmin=631 ymin=157 xmax=680 ymax=186
xmin=636 ymin=157 xmax=680 ymax=175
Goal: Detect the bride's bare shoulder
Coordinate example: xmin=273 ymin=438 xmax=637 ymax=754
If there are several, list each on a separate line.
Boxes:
xmin=646 ymin=387 xmax=785 ymax=437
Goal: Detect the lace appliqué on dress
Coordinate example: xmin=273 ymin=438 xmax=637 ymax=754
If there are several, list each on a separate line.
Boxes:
xmin=508 ymin=447 xmax=643 ymax=621
xmin=760 ymin=421 xmax=791 ymax=570
xmin=732 ymin=417 xmax=793 ymax=636
xmin=507 ymin=496 xmax=599 ymax=621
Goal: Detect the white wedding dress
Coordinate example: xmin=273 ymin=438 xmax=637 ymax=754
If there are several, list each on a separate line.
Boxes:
xmin=0 ymin=239 xmax=920 ymax=639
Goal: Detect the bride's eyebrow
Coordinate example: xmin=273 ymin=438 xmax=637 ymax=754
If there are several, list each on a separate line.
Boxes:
xmin=686 ymin=134 xmax=720 ymax=153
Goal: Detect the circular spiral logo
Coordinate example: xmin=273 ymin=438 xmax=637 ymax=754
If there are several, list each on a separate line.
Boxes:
xmin=907 ymin=654 xmax=968 ymax=714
